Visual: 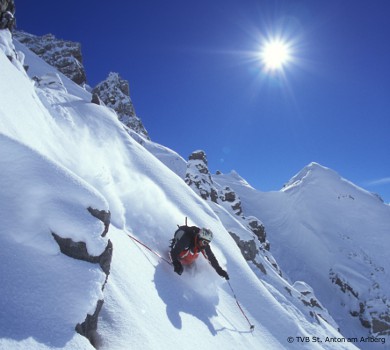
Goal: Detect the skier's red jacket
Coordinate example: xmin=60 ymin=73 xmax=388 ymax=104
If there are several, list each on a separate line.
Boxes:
xmin=169 ymin=226 xmax=224 ymax=275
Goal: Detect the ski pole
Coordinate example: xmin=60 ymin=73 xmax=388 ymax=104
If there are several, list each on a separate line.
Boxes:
xmin=227 ymin=280 xmax=255 ymax=331
xmin=126 ymin=232 xmax=172 ymax=265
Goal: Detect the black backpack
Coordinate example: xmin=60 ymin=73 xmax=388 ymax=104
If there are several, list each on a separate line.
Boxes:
xmin=169 ymin=225 xmax=199 ymax=248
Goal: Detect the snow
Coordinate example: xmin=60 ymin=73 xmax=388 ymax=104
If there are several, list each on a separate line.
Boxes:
xmin=214 ymin=164 xmax=390 ymax=347
xmin=1 ymin=28 xmax=388 ymax=350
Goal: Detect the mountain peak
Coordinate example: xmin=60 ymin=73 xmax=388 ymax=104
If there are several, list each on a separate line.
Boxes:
xmin=92 ymin=72 xmax=149 ymax=140
xmin=283 ymin=162 xmax=340 ymax=191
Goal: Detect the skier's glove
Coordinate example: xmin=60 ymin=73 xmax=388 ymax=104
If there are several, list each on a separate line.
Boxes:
xmin=173 ymin=260 xmax=183 ymax=275
xmin=217 ymin=268 xmax=229 ymax=280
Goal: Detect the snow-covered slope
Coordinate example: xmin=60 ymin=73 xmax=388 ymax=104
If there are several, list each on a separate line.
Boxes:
xmin=1 ymin=27 xmax=387 ymax=350
xmin=214 ymin=163 xmax=390 ymax=346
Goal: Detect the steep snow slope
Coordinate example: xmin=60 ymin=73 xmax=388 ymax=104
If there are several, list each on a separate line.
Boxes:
xmin=0 ymin=29 xmax=364 ymax=349
xmin=214 ymin=164 xmax=390 ymax=347
xmin=0 ymin=134 xmax=108 ymax=350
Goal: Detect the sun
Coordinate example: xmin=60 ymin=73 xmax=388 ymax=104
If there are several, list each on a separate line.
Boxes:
xmin=259 ymin=39 xmax=292 ymax=71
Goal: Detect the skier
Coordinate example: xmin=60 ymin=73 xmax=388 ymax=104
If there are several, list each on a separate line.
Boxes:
xmin=169 ymin=225 xmax=229 ymax=279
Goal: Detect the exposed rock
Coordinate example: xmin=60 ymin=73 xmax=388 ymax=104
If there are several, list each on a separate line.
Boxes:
xmin=91 ymin=92 xmax=102 ymax=105
xmin=87 ymin=207 xmax=111 ymax=237
xmin=76 ymin=299 xmax=104 ymax=348
xmin=330 ymin=269 xmax=390 ymax=335
xmin=293 ymin=282 xmax=323 ymax=309
xmin=14 ymin=31 xmax=87 ymax=85
xmin=245 ymin=216 xmax=270 ymax=250
xmin=92 ymin=72 xmax=149 ymax=139
xmin=51 ymin=234 xmax=113 ymax=280
xmin=51 ymin=207 xmax=113 ymax=347
xmin=291 ymin=281 xmax=339 ymax=327
xmin=185 ymin=150 xmax=218 ymax=202
xmin=229 ymin=231 xmax=267 ymax=274
xmin=0 ymin=0 xmax=15 ymax=31
xmin=229 ymin=232 xmax=257 ymax=261
xmin=372 ymin=314 xmax=390 ymax=335
xmin=329 ymin=270 xmax=359 ymax=299
xmin=219 ymin=186 xmax=243 ymax=215
xmin=189 ymin=150 xmax=208 ymax=167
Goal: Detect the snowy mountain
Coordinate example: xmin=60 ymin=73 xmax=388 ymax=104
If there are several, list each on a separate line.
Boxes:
xmin=213 ymin=164 xmax=390 ymax=341
xmin=1 ymin=23 xmax=389 ymax=350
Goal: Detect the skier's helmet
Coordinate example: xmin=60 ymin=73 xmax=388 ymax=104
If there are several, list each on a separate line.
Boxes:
xmin=199 ymin=228 xmax=213 ymax=242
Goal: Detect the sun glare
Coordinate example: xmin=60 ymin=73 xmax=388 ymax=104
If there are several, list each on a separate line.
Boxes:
xmin=260 ymin=39 xmax=292 ymax=71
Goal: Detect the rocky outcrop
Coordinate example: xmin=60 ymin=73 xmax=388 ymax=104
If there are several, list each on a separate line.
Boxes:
xmin=229 ymin=232 xmax=267 ymax=274
xmin=0 ymin=0 xmax=15 ymax=31
xmin=75 ymin=299 xmax=104 ymax=348
xmin=330 ymin=269 xmax=390 ymax=335
xmin=87 ymin=207 xmax=111 ymax=238
xmin=245 ymin=216 xmax=270 ymax=250
xmin=14 ymin=31 xmax=87 ymax=85
xmin=185 ymin=150 xmax=218 ymax=202
xmin=51 ymin=233 xmax=113 ymax=278
xmin=290 ymin=281 xmax=337 ymax=327
xmin=219 ymin=186 xmax=243 ymax=215
xmin=51 ymin=207 xmax=113 ymax=347
xmin=92 ymin=72 xmax=149 ymax=140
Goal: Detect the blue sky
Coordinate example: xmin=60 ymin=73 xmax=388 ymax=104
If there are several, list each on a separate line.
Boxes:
xmin=16 ymin=0 xmax=390 ymax=203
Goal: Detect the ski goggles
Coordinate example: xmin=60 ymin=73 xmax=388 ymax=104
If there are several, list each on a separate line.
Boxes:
xmin=200 ymin=239 xmax=210 ymax=246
